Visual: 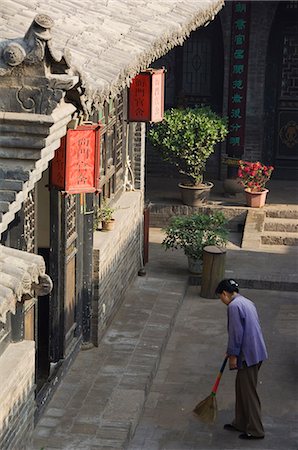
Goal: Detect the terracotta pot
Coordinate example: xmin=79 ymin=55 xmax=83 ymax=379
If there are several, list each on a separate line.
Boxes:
xmin=101 ymin=218 xmax=115 ymax=231
xmin=244 ymin=188 xmax=269 ymax=208
xmin=178 ymin=182 xmax=214 ymax=206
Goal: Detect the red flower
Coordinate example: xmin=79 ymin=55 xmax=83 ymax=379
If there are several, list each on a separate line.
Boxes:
xmin=237 ymin=160 xmax=274 ymax=192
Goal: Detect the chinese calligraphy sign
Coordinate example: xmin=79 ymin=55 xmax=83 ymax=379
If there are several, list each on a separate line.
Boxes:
xmin=128 ymin=69 xmax=165 ymax=122
xmin=227 ymin=2 xmax=251 ymax=157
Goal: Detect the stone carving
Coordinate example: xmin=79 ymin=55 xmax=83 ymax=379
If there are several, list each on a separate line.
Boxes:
xmin=3 ymin=43 xmax=26 ymax=66
xmin=0 ymin=14 xmax=82 ymax=115
xmin=16 ymin=86 xmax=64 ymax=114
xmin=32 ymin=274 xmax=53 ymax=297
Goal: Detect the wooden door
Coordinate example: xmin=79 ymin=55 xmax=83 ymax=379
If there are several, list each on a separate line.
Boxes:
xmin=264 ymin=2 xmax=298 ymax=179
xmin=275 ymin=25 xmax=298 ymax=177
xmin=49 ymin=190 xmax=79 ymax=361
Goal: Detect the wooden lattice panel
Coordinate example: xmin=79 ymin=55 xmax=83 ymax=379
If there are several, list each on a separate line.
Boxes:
xmin=65 ymin=195 xmax=77 ymax=247
xmin=24 ymin=189 xmax=35 ymax=253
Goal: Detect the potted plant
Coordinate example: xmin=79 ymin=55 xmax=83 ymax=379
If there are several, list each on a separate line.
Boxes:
xmin=222 ymin=156 xmax=243 ymax=195
xmin=148 ymin=106 xmax=228 ymax=206
xmin=238 ymin=160 xmax=274 ymax=208
xmin=94 ymin=199 xmax=116 ymax=231
xmin=162 ymin=211 xmax=228 ymax=274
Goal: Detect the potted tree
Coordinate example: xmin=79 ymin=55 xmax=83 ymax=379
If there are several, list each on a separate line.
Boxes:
xmin=94 ymin=199 xmax=116 ymax=231
xmin=148 ymin=106 xmax=228 ymax=206
xmin=162 ymin=211 xmax=228 ymax=274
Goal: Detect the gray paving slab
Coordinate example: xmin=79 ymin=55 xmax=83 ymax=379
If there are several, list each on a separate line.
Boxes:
xmin=129 ymin=287 xmax=298 ymax=450
xmin=32 ymin=232 xmax=189 ymax=450
xmin=32 ymin=225 xmax=298 ymax=450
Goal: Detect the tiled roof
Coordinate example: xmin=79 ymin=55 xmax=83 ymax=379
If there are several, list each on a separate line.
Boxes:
xmin=0 ymin=0 xmax=224 ymax=237
xmin=0 ymin=0 xmax=224 ymax=109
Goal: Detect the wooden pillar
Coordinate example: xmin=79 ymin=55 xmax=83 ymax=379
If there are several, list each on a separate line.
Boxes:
xmin=200 ymin=246 xmax=226 ymax=299
xmin=143 ymin=204 xmax=150 ymax=265
xmin=11 ymin=302 xmax=24 ymax=342
xmin=81 ymin=193 xmax=94 ymax=347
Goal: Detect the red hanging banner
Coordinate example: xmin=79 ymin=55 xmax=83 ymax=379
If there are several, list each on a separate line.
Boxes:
xmin=128 ymin=69 xmax=165 ymax=122
xmin=50 ymin=122 xmax=101 ymax=194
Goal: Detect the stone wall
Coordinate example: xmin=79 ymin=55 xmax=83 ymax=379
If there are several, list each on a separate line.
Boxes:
xmin=0 ymin=341 xmax=35 ymax=450
xmin=92 ymin=191 xmax=143 ymax=345
xmin=149 ymin=203 xmax=247 ymax=232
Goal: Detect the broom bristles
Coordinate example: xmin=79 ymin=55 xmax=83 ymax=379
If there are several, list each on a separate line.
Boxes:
xmin=193 ymin=394 xmax=217 ymax=424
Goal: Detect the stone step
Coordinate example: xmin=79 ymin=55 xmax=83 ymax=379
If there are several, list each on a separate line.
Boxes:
xmin=264 ymin=217 xmax=298 ymax=233
xmin=266 ymin=208 xmax=298 ymax=219
xmin=261 ymin=231 xmax=298 ymax=246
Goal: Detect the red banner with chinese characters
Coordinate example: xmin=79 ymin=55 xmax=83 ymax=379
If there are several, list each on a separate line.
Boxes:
xmin=227 ymin=1 xmax=251 ymax=158
xmin=51 ymin=123 xmax=101 ymax=194
xmin=128 ymin=69 xmax=165 ymax=122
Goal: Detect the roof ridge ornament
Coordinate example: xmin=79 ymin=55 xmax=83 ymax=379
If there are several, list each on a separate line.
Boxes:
xmin=0 ymin=14 xmax=83 ymax=115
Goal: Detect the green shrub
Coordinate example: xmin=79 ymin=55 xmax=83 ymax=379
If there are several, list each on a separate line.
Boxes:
xmin=148 ymin=107 xmax=228 ymax=186
xmin=162 ymin=211 xmax=228 ymax=260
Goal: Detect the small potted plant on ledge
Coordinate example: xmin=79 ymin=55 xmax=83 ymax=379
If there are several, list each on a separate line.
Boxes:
xmin=94 ymin=199 xmax=116 ymax=231
xmin=148 ymin=106 xmax=228 ymax=206
xmin=238 ymin=160 xmax=274 ymax=208
xmin=162 ymin=211 xmax=228 ymax=274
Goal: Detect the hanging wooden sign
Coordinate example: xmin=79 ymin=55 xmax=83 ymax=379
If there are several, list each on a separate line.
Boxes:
xmin=128 ymin=69 xmax=165 ymax=122
xmin=50 ymin=122 xmax=101 ymax=194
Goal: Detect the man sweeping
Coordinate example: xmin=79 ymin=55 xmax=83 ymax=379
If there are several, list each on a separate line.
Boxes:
xmin=215 ymin=279 xmax=268 ymax=440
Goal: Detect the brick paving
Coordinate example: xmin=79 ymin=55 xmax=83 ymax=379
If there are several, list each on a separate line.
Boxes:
xmin=32 ymin=223 xmax=298 ymax=450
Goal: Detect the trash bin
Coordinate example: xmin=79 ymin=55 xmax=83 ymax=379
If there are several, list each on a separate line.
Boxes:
xmin=200 ymin=246 xmax=226 ymax=299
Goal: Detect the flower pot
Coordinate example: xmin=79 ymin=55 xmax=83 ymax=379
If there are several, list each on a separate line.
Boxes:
xmin=223 ymin=178 xmax=243 ymax=195
xmin=188 ymin=257 xmax=202 ymax=275
xmin=101 ymin=218 xmax=115 ymax=231
xmin=244 ymin=188 xmax=269 ymax=208
xmin=178 ymin=182 xmax=214 ymax=206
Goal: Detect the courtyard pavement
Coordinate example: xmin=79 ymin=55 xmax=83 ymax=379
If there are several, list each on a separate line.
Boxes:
xmin=32 ymin=224 xmax=298 ymax=450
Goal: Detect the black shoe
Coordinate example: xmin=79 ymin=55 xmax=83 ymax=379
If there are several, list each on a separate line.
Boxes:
xmin=239 ymin=433 xmax=264 ymax=440
xmin=224 ymin=424 xmax=239 ymax=432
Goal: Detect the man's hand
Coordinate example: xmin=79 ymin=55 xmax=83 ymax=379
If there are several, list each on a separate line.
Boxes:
xmin=229 ymin=355 xmax=238 ymax=370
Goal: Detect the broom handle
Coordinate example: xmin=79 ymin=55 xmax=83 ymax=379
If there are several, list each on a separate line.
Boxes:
xmin=211 ymin=357 xmax=228 ymax=395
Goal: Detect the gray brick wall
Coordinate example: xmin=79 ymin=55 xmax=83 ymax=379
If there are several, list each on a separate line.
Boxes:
xmin=92 ymin=191 xmax=143 ymax=345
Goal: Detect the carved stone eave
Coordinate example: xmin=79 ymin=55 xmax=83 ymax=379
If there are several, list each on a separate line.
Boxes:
xmin=0 ymin=245 xmax=52 ymax=323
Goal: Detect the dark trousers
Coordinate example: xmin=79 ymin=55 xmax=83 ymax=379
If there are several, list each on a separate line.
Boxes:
xmin=232 ymin=362 xmax=265 ymax=437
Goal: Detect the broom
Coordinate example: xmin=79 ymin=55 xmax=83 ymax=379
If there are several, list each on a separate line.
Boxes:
xmin=193 ymin=356 xmax=228 ymax=424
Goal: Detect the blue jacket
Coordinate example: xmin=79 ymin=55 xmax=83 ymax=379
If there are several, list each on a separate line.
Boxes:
xmin=227 ymin=294 xmax=268 ymax=368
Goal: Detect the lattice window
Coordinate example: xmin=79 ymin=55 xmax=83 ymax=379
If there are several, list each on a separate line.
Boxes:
xmin=281 ymin=31 xmax=298 ymax=98
xmin=65 ymin=195 xmax=77 ymax=247
xmin=97 ymin=92 xmax=125 ymax=204
xmin=24 ymin=189 xmax=35 ymax=253
xmin=182 ymin=37 xmax=212 ymax=97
